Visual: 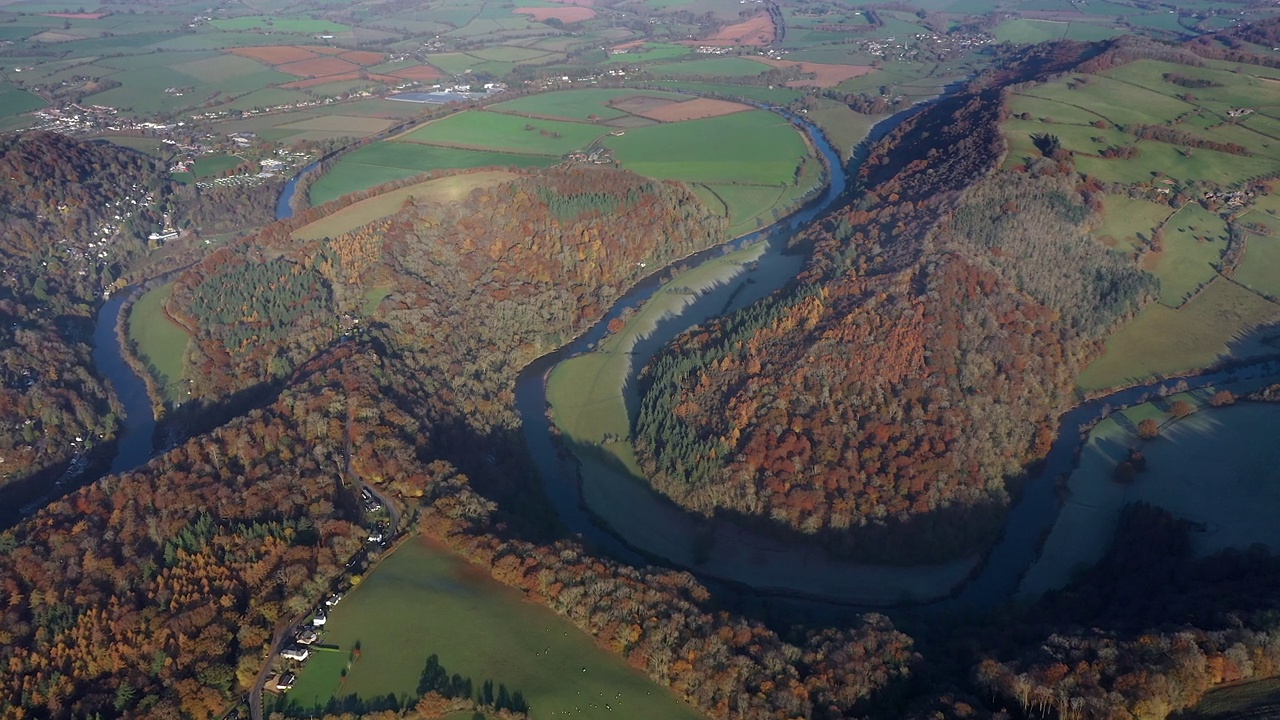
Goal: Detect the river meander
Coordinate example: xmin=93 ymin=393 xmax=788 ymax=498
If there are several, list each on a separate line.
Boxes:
xmin=70 ymin=97 xmax=1280 ymax=619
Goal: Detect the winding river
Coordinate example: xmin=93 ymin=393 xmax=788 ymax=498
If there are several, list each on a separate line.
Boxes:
xmin=61 ymin=98 xmax=1280 ymax=619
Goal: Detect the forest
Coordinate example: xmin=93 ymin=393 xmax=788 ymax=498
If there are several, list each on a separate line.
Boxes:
xmin=0 ymin=162 xmax=919 ymax=720
xmin=0 ymin=132 xmax=169 ymax=495
xmin=632 ymin=42 xmax=1135 ymax=564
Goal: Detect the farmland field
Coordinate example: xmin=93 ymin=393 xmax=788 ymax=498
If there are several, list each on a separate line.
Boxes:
xmin=0 ymin=83 xmax=46 ymax=117
xmin=1020 ymin=399 xmax=1280 ymax=597
xmin=126 ymin=282 xmax=190 ymax=404
xmin=1144 ymin=202 xmax=1228 ymax=307
xmin=191 ymin=153 xmax=244 ymax=179
xmin=603 ymin=110 xmax=807 ymax=185
xmin=309 ymin=144 xmax=555 ymax=205
xmin=278 ymin=536 xmax=704 ymax=720
xmin=295 ymin=171 xmax=519 ymax=240
xmin=1077 ymin=278 xmax=1280 ymax=391
xmin=397 ymin=110 xmax=606 ymax=155
xmin=646 ymin=57 xmax=771 ymax=77
xmin=1235 ymin=232 xmax=1280 ymax=298
xmin=488 ymin=88 xmax=683 ymax=121
xmin=1095 ymin=195 xmax=1172 ymax=253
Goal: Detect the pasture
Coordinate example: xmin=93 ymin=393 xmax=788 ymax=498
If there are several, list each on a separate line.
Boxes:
xmin=279 ymin=536 xmax=704 ymax=720
xmin=191 ymin=154 xmax=244 ymax=179
xmin=0 ymin=83 xmax=45 ymax=117
xmin=294 ymin=171 xmax=519 ymax=240
xmin=1235 ymin=231 xmax=1280 ymax=299
xmin=603 ymin=110 xmax=807 ymax=185
xmin=488 ymin=88 xmax=681 ymax=121
xmin=1095 ymin=194 xmax=1172 ymax=253
xmin=309 ymin=145 xmax=554 ymax=205
xmin=806 ymin=99 xmax=880 ymax=162
xmin=1143 ymin=202 xmax=1228 ymax=307
xmin=1019 ymin=399 xmax=1280 ymax=598
xmin=1077 ymin=278 xmax=1280 ymax=391
xmin=126 ymin=282 xmax=190 ymax=404
xmin=646 ymin=57 xmax=771 ymax=77
xmin=397 ymin=110 xmax=605 ymax=155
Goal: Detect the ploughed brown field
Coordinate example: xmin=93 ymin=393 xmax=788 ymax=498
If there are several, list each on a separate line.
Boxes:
xmin=750 ymin=56 xmax=875 ymax=87
xmin=634 ymin=97 xmax=752 ymax=122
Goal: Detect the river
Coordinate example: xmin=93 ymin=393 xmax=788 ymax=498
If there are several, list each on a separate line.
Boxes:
xmin=67 ymin=96 xmax=1280 ymax=619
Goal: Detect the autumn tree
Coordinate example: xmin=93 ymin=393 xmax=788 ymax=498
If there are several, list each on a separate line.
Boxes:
xmin=1137 ymin=418 xmax=1161 ymax=439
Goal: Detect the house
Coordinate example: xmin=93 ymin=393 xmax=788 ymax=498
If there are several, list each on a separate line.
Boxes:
xmin=276 ymin=672 xmax=297 ymax=691
xmin=312 ymin=612 xmax=327 ymax=627
xmin=295 ymin=628 xmax=319 ymax=645
xmin=281 ymin=646 xmax=310 ymax=662
xmin=324 ymin=593 xmax=344 ymax=608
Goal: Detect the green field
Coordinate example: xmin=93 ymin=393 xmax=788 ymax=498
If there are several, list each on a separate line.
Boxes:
xmin=280 ymin=536 xmax=704 ymax=720
xmin=992 ymin=18 xmax=1070 ymax=43
xmin=647 ymin=81 xmax=804 ymax=105
xmin=1184 ymin=677 xmax=1280 ymax=719
xmin=646 ymin=57 xmax=770 ymax=77
xmin=1146 ymin=202 xmax=1228 ymax=306
xmin=604 ymin=110 xmax=808 ymax=185
xmin=209 ymin=16 xmax=351 ymax=33
xmin=604 ymin=43 xmax=691 ymax=64
xmin=1095 ymin=194 xmax=1173 ymax=253
xmin=805 ymin=99 xmax=880 ymax=162
xmin=295 ymin=170 xmax=519 ymax=239
xmin=0 ymin=83 xmax=46 ymax=118
xmin=309 ymin=144 xmax=555 ymax=205
xmin=191 ymin=153 xmax=244 ymax=179
xmin=1078 ymin=278 xmax=1280 ymax=391
xmin=127 ymin=282 xmax=190 ymax=404
xmin=1235 ymin=232 xmax=1280 ymax=298
xmin=398 ymin=111 xmax=605 ymax=156
xmin=488 ymin=88 xmax=681 ymax=122
xmin=1020 ymin=399 xmax=1280 ymax=597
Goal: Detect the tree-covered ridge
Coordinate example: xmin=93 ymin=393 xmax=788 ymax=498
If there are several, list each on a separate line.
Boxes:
xmin=0 ymin=132 xmax=170 ymax=491
xmin=940 ymin=169 xmax=1157 ymax=339
xmin=166 ymin=168 xmax=728 ymax=425
xmin=0 ymin=343 xmax=374 ymax=719
xmin=633 ymin=43 xmax=1151 ymax=564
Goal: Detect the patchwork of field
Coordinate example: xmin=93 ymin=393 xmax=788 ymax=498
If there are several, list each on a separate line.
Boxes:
xmin=1005 ymin=60 xmax=1280 ymax=187
xmin=308 ymin=145 xmax=554 ymax=206
xmin=1143 ymin=202 xmax=1229 ymax=307
xmin=1020 ymin=397 xmax=1280 ymax=598
xmin=1078 ymin=278 xmax=1280 ymax=391
xmin=294 ymin=171 xmax=519 ymax=240
xmin=315 ymin=91 xmax=819 ymax=232
xmin=397 ymin=110 xmax=607 ymax=155
xmin=279 ymin=536 xmax=703 ymax=720
xmin=749 ymin=56 xmax=875 ymax=88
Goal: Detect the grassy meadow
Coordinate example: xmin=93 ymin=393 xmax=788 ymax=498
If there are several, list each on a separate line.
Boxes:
xmin=280 ymin=536 xmax=704 ymax=720
xmin=398 ymin=111 xmax=607 ymax=155
xmin=1077 ymin=278 xmax=1280 ymax=391
xmin=603 ymin=110 xmax=807 ymax=185
xmin=309 ymin=145 xmax=555 ymax=205
xmin=126 ymin=282 xmax=190 ymax=404
xmin=294 ymin=171 xmax=519 ymax=240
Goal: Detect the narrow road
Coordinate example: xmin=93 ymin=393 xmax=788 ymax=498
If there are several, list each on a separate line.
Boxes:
xmin=248 ymin=621 xmax=295 ymax=720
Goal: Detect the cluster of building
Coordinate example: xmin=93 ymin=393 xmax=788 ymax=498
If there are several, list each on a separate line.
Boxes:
xmin=270 ymin=592 xmax=345 ymax=692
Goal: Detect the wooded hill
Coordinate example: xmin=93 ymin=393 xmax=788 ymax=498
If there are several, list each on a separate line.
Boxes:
xmin=0 ymin=133 xmax=167 ymax=494
xmin=632 ymin=42 xmax=1157 ymax=564
xmin=0 ymin=165 xmax=920 ymax=720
